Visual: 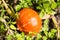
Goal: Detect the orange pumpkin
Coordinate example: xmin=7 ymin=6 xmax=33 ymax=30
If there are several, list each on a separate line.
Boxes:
xmin=16 ymin=8 xmax=42 ymax=34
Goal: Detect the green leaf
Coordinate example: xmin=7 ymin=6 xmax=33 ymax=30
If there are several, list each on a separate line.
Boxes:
xmin=51 ymin=2 xmax=57 ymax=9
xmin=28 ymin=2 xmax=32 ymax=6
xmin=23 ymin=3 xmax=29 ymax=8
xmin=51 ymin=29 xmax=57 ymax=34
xmin=44 ymin=31 xmax=48 ymax=36
xmin=57 ymin=1 xmax=60 ymax=6
xmin=1 ymin=8 xmax=6 ymax=17
xmin=26 ymin=35 xmax=32 ymax=40
xmin=15 ymin=5 xmax=22 ymax=11
xmin=25 ymin=0 xmax=31 ymax=2
xmin=19 ymin=0 xmax=25 ymax=3
xmin=39 ymin=9 xmax=45 ymax=18
xmin=43 ymin=0 xmax=49 ymax=2
xmin=16 ymin=33 xmax=25 ymax=40
xmin=11 ymin=22 xmax=16 ymax=24
xmin=43 ymin=36 xmax=47 ymax=40
xmin=21 ymin=32 xmax=25 ymax=39
xmin=43 ymin=2 xmax=52 ymax=14
xmin=6 ymin=35 xmax=12 ymax=40
xmin=42 ymin=19 xmax=49 ymax=31
xmin=16 ymin=34 xmax=22 ymax=40
xmin=48 ymin=32 xmax=51 ymax=38
xmin=48 ymin=32 xmax=54 ymax=38
xmin=0 ymin=24 xmax=5 ymax=33
xmin=10 ymin=25 xmax=16 ymax=30
xmin=36 ymin=33 xmax=42 ymax=40
xmin=48 ymin=29 xmax=57 ymax=38
xmin=43 ymin=2 xmax=50 ymax=9
xmin=36 ymin=6 xmax=41 ymax=10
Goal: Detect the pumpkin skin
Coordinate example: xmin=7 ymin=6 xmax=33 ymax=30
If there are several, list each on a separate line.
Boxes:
xmin=16 ymin=8 xmax=42 ymax=34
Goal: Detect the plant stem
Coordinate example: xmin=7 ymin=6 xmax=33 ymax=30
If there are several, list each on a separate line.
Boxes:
xmin=51 ymin=15 xmax=60 ymax=39
xmin=0 ymin=17 xmax=13 ymax=35
xmin=2 ymin=0 xmax=16 ymax=19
